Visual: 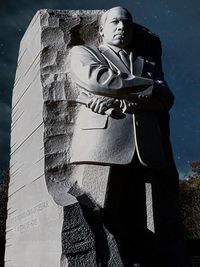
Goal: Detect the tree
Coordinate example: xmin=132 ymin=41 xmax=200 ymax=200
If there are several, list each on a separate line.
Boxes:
xmin=179 ymin=161 xmax=200 ymax=239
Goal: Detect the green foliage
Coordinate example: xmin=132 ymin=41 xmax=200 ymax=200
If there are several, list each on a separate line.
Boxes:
xmin=0 ymin=170 xmax=9 ymax=238
xmin=179 ymin=161 xmax=200 ymax=239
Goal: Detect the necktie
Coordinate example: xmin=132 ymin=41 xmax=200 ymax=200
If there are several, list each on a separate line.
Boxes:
xmin=119 ymin=49 xmax=130 ymax=70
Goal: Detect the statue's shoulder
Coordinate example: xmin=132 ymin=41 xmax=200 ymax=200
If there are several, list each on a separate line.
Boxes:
xmin=70 ymin=45 xmax=87 ymax=54
xmin=133 ymin=23 xmax=162 ymax=59
xmin=71 ymin=45 xmax=100 ymax=54
xmin=70 ymin=44 xmax=105 ymax=62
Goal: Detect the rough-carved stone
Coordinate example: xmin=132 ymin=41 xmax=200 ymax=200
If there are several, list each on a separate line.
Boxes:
xmin=5 ymin=9 xmax=109 ymax=267
xmin=40 ymin=10 xmax=108 ymax=209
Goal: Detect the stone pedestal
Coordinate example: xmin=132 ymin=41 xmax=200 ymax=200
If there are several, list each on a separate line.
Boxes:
xmin=5 ymin=9 xmax=107 ymax=267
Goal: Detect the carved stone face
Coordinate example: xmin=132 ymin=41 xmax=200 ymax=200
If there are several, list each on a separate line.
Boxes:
xmin=100 ymin=7 xmax=133 ymax=48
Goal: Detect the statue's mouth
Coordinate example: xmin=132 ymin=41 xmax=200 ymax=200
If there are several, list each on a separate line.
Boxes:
xmin=114 ymin=33 xmax=125 ymax=39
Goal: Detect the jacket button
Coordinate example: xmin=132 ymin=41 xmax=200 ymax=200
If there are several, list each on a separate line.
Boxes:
xmin=136 ymin=121 xmax=139 ymax=126
xmin=147 ymin=72 xmax=152 ymax=77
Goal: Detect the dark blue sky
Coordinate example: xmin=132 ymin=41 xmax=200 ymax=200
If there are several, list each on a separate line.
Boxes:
xmin=0 ymin=0 xmax=200 ymax=179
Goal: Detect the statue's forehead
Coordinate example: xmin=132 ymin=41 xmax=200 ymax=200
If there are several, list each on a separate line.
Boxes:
xmin=106 ymin=8 xmax=132 ymax=21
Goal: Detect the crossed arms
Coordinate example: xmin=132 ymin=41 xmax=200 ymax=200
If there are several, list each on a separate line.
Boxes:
xmin=70 ymin=45 xmax=174 ymax=114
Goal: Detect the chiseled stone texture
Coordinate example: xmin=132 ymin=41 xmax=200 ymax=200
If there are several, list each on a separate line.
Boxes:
xmin=5 ymin=9 xmax=110 ymax=267
xmin=40 ymin=9 xmax=109 ymax=208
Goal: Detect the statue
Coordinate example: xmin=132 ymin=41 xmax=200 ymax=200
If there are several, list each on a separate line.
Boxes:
xmin=63 ymin=6 xmax=190 ymax=267
xmin=70 ymin=7 xmax=172 ymax=168
xmin=5 ymin=6 xmax=190 ymax=267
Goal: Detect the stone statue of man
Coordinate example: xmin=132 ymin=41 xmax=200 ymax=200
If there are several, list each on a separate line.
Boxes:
xmin=70 ymin=7 xmax=173 ymax=167
xmin=64 ymin=6 xmax=189 ymax=267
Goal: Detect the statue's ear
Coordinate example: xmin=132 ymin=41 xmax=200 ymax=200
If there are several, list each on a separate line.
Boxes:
xmin=99 ymin=26 xmax=104 ymax=37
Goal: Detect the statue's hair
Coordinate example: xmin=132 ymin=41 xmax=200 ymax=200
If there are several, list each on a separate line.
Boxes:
xmin=99 ymin=6 xmax=133 ymax=28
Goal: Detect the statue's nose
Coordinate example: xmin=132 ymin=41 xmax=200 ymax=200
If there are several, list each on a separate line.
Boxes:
xmin=117 ymin=21 xmax=124 ymax=30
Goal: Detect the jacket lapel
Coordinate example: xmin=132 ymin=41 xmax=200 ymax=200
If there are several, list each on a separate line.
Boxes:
xmin=99 ymin=45 xmax=144 ymax=77
xmin=133 ymin=56 xmax=144 ymax=76
xmin=99 ymin=45 xmax=131 ymax=75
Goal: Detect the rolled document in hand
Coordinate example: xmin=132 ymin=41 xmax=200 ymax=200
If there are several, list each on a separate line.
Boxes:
xmin=69 ymin=94 xmax=119 ymax=116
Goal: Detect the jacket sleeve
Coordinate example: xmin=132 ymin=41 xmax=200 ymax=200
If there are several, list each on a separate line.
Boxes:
xmin=70 ymin=45 xmax=153 ymax=99
xmin=153 ymin=57 xmax=175 ymax=111
xmin=134 ymin=57 xmax=175 ymax=112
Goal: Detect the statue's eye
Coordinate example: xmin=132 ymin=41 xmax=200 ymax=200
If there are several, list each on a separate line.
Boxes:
xmin=111 ymin=20 xmax=118 ymax=24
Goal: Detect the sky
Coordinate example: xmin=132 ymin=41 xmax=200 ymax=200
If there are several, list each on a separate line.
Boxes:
xmin=0 ymin=0 xmax=200 ymax=179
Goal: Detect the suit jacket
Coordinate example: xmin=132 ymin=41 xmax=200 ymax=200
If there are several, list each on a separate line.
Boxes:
xmin=69 ymin=44 xmax=175 ymax=169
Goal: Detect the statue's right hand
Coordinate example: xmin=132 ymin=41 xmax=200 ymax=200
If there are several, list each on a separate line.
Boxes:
xmin=87 ymin=96 xmax=119 ymax=114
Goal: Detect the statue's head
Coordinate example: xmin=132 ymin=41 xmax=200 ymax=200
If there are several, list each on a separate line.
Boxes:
xmin=99 ymin=6 xmax=133 ymax=48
